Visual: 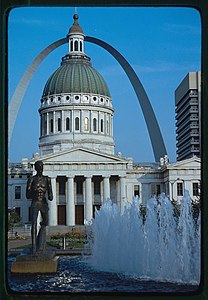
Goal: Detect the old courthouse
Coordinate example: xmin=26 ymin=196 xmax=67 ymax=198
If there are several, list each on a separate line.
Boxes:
xmin=8 ymin=14 xmax=201 ymax=227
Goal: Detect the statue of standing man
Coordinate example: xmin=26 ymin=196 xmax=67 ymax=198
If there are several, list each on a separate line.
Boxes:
xmin=26 ymin=160 xmax=53 ymax=254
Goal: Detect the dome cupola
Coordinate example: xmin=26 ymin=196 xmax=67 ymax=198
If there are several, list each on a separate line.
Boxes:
xmin=67 ymin=14 xmax=85 ymax=57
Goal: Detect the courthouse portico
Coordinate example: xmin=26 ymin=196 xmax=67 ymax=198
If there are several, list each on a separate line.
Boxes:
xmin=33 ymin=147 xmax=133 ymax=226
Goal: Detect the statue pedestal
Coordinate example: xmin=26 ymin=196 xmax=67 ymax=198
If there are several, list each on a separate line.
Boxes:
xmin=11 ymin=251 xmax=59 ymax=274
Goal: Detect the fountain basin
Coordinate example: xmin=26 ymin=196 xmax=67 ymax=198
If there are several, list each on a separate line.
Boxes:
xmin=8 ymin=255 xmax=199 ymax=293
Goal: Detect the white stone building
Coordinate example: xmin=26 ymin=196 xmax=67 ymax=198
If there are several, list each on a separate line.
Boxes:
xmin=8 ymin=14 xmax=201 ymax=228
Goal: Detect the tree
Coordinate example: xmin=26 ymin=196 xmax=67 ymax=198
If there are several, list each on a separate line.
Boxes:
xmin=8 ymin=210 xmax=21 ymax=234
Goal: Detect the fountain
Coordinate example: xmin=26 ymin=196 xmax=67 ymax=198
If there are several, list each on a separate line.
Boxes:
xmin=8 ymin=191 xmax=200 ymax=293
xmin=89 ymin=191 xmax=200 ymax=285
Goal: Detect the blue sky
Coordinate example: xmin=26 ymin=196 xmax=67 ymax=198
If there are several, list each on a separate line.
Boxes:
xmin=8 ymin=6 xmax=201 ymax=163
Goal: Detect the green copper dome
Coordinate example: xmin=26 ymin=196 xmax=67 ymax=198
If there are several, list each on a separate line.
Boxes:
xmin=42 ymin=56 xmax=111 ymax=97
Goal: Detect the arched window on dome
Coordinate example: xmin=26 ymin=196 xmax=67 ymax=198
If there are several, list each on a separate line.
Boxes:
xmin=93 ymin=118 xmax=97 ymax=131
xmin=75 ymin=40 xmax=78 ymax=51
xmin=84 ymin=117 xmax=89 ymax=131
xmin=75 ymin=117 xmax=80 ymax=130
xmin=80 ymin=41 xmax=82 ymax=52
xmin=70 ymin=40 xmax=73 ymax=52
xmin=101 ymin=119 xmax=104 ymax=133
xmin=58 ymin=118 xmax=61 ymax=132
xmin=66 ymin=117 xmax=70 ymax=131
xmin=50 ymin=119 xmax=53 ymax=133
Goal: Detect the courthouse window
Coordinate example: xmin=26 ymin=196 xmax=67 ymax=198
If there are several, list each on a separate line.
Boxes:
xmin=50 ymin=119 xmax=53 ymax=132
xmin=76 ymin=181 xmax=83 ymax=194
xmin=75 ymin=117 xmax=80 ymax=130
xmin=94 ymin=181 xmax=101 ymax=195
xmin=134 ymin=185 xmax=140 ymax=197
xmin=100 ymin=119 xmax=104 ymax=132
xmin=93 ymin=118 xmax=97 ymax=131
xmin=58 ymin=118 xmax=61 ymax=132
xmin=84 ymin=117 xmax=89 ymax=131
xmin=193 ymin=182 xmax=199 ymax=196
xmin=59 ymin=180 xmax=66 ymax=195
xmin=15 ymin=186 xmax=21 ymax=199
xmin=151 ymin=184 xmax=161 ymax=196
xmin=177 ymin=182 xmax=183 ymax=196
xmin=75 ymin=40 xmax=78 ymax=51
xmin=66 ymin=117 xmax=70 ymax=131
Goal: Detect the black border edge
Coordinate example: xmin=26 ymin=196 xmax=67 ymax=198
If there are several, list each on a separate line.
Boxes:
xmin=1 ymin=0 xmax=208 ymax=300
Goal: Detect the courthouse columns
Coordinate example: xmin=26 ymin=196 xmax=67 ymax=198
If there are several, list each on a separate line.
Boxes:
xmin=48 ymin=177 xmax=57 ymax=226
xmin=66 ymin=176 xmax=75 ymax=226
xmin=103 ymin=176 xmax=110 ymax=201
xmin=85 ymin=176 xmax=93 ymax=223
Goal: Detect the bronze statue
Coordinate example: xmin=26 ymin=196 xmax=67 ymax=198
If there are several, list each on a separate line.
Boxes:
xmin=26 ymin=160 xmax=53 ymax=254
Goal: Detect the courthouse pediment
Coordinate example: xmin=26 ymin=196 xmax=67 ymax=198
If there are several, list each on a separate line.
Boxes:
xmin=168 ymin=156 xmax=201 ymax=169
xmin=40 ymin=148 xmax=128 ymax=164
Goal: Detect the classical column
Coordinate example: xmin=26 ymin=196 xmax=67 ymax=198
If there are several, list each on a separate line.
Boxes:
xmin=103 ymin=176 xmax=110 ymax=201
xmin=85 ymin=176 xmax=93 ymax=223
xmin=71 ymin=110 xmax=74 ymax=132
xmin=120 ymin=176 xmax=126 ymax=213
xmin=61 ymin=110 xmax=65 ymax=133
xmin=48 ymin=177 xmax=57 ymax=226
xmin=53 ymin=111 xmax=56 ymax=133
xmin=46 ymin=112 xmax=49 ymax=135
xmin=66 ymin=176 xmax=75 ymax=226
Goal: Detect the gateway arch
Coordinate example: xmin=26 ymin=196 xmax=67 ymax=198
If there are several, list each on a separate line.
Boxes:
xmin=9 ymin=36 xmax=167 ymax=162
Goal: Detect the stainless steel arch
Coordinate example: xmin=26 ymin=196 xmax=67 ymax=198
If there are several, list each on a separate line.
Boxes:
xmin=9 ymin=35 xmax=167 ymax=161
xmin=85 ymin=36 xmax=167 ymax=162
xmin=8 ymin=37 xmax=68 ymax=145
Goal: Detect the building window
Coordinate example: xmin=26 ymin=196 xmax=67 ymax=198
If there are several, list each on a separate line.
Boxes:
xmin=75 ymin=40 xmax=78 ymax=51
xmin=193 ymin=182 xmax=199 ymax=196
xmin=100 ymin=119 xmax=104 ymax=132
xmin=76 ymin=181 xmax=83 ymax=195
xmin=70 ymin=40 xmax=73 ymax=51
xmin=177 ymin=182 xmax=183 ymax=196
xmin=134 ymin=185 xmax=140 ymax=197
xmin=93 ymin=118 xmax=97 ymax=131
xmin=58 ymin=118 xmax=61 ymax=132
xmin=151 ymin=184 xmax=161 ymax=196
xmin=80 ymin=41 xmax=82 ymax=52
xmin=50 ymin=119 xmax=53 ymax=133
xmin=75 ymin=117 xmax=80 ymax=130
xmin=84 ymin=117 xmax=89 ymax=131
xmin=66 ymin=117 xmax=70 ymax=131
xmin=15 ymin=186 xmax=21 ymax=199
xmin=59 ymin=180 xmax=66 ymax=195
xmin=94 ymin=181 xmax=101 ymax=195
